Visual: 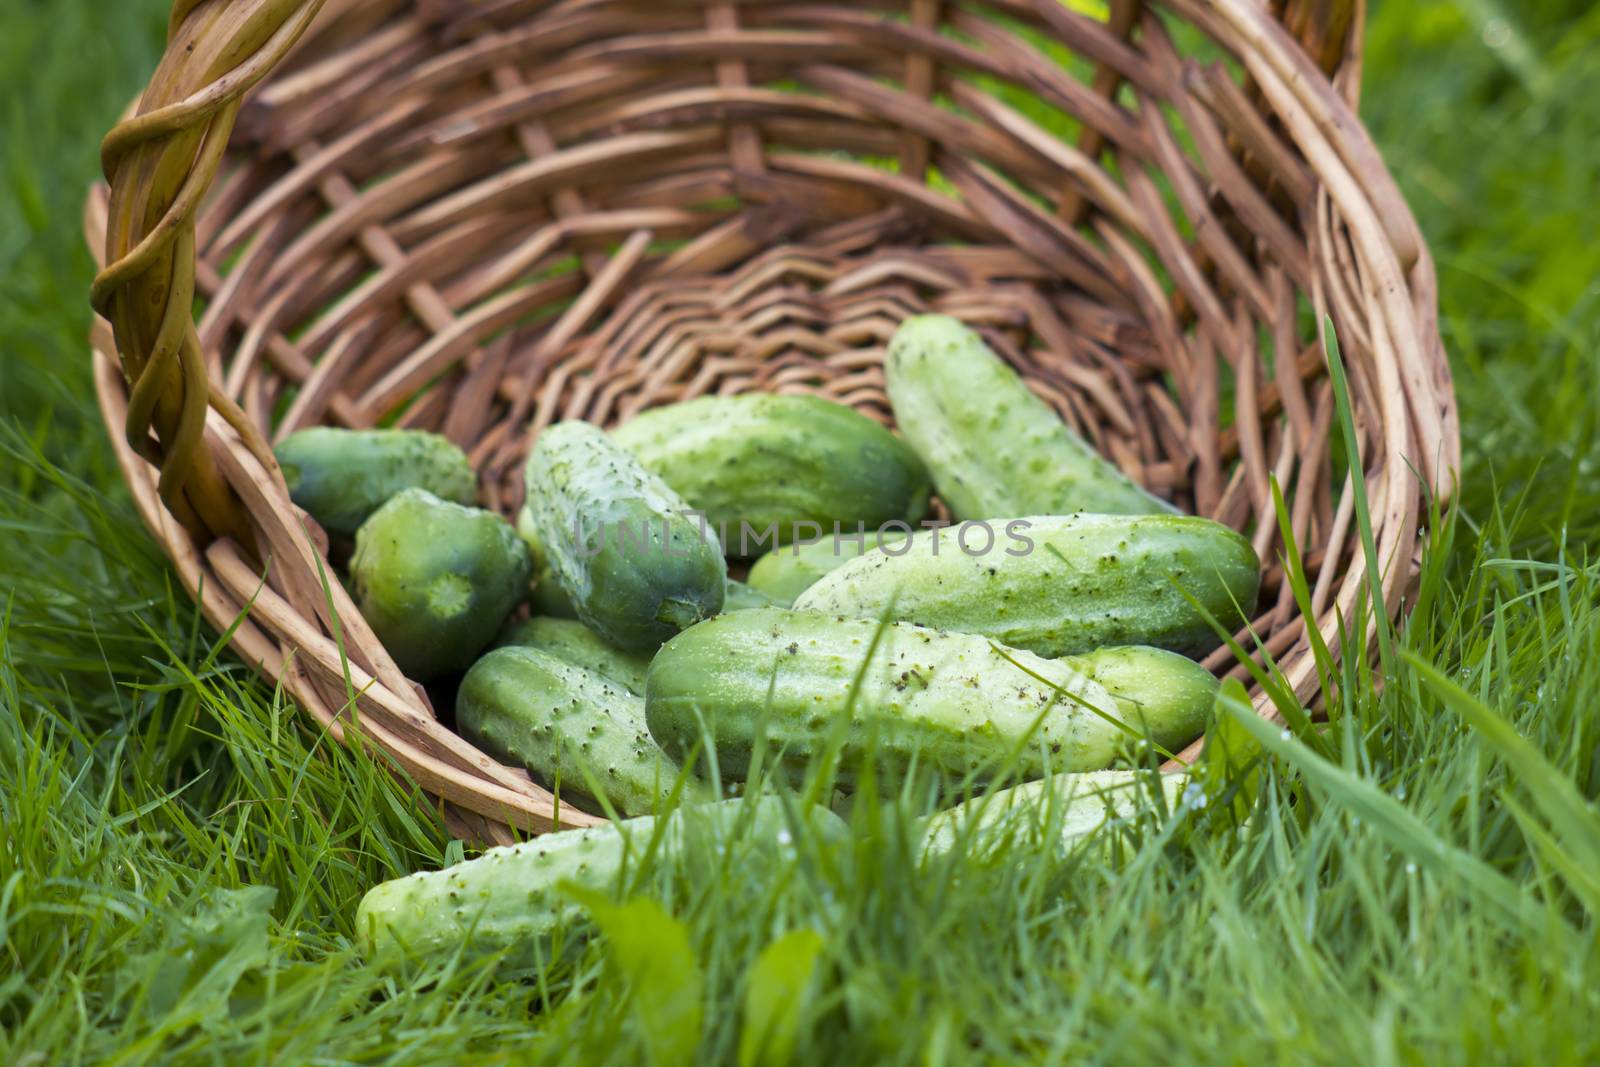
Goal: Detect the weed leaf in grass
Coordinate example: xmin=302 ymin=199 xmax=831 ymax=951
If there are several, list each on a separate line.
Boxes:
xmin=562 ymin=888 xmax=704 ymax=1067
xmin=739 ymin=928 xmax=825 ymax=1067
xmin=115 ymin=886 xmax=275 ymax=1027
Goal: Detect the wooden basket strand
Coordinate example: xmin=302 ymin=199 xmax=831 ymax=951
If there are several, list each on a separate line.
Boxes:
xmin=88 ymin=0 xmax=1458 ymax=839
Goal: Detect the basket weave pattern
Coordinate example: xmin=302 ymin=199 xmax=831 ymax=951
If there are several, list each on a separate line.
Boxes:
xmin=87 ymin=0 xmax=1458 ymax=839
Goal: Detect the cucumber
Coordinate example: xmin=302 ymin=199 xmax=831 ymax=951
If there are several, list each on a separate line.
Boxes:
xmin=746 ymin=531 xmax=909 ymax=604
xmin=457 ymin=646 xmax=705 ymax=816
xmin=523 ymin=421 xmax=726 ymax=652
xmin=356 ymin=797 xmax=846 ymax=970
xmin=516 ymin=510 xmax=581 ymax=620
xmin=723 ymin=579 xmax=783 ymax=612
xmin=793 ymin=514 xmax=1260 ymax=658
xmin=276 ymin=427 xmax=476 ymax=537
xmin=920 ymin=770 xmax=1188 ymax=855
xmin=350 ymin=489 xmax=531 ymax=681
xmin=610 ymin=394 xmax=932 ymax=554
xmin=884 ymin=315 xmax=1173 ymax=518
xmin=496 ymin=617 xmax=651 ymax=696
xmin=644 ymin=609 xmax=1216 ymax=790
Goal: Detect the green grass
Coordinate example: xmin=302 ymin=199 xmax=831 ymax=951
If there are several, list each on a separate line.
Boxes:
xmin=4 ymin=1 xmax=1600 ymax=1063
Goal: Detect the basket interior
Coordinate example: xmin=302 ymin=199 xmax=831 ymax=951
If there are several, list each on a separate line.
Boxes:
xmin=92 ymin=0 xmax=1456 ymax=797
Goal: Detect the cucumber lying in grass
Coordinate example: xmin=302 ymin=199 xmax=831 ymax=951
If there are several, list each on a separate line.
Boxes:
xmin=276 ymin=427 xmax=476 ymax=537
xmin=458 ymin=646 xmax=705 ymax=817
xmin=920 ymin=770 xmax=1188 ymax=856
xmin=644 ymin=609 xmax=1216 ymax=791
xmin=523 ymin=421 xmax=726 ymax=652
xmin=496 ymin=616 xmax=652 ymax=696
xmin=350 ymin=489 xmax=530 ymax=681
xmin=794 ymin=514 xmax=1260 ymax=658
xmin=611 ymin=393 xmax=932 ymax=553
xmin=885 ymin=315 xmax=1173 ymax=519
xmin=356 ymin=797 xmax=844 ymax=971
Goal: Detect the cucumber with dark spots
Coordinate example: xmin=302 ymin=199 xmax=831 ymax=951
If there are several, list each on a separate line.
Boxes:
xmin=610 ymin=393 xmax=932 ymax=553
xmin=356 ymin=796 xmax=846 ymax=971
xmin=496 ymin=616 xmax=651 ymax=696
xmin=885 ymin=315 xmax=1174 ymax=518
xmin=350 ymin=489 xmax=531 ymax=681
xmin=275 ymin=427 xmax=476 ymax=537
xmin=457 ymin=646 xmax=706 ymax=816
xmin=793 ymin=514 xmax=1260 ymax=658
xmin=644 ymin=609 xmax=1215 ymax=791
xmin=523 ymin=421 xmax=726 ymax=652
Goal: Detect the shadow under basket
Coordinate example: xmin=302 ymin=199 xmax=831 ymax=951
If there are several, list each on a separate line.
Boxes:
xmin=87 ymin=0 xmax=1457 ymax=844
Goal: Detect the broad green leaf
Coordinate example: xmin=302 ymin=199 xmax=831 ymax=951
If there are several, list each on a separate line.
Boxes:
xmin=739 ymin=928 xmax=825 ymax=1067
xmin=564 ymin=888 xmax=703 ymax=1067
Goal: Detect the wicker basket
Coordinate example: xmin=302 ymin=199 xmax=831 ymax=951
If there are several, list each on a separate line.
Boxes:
xmin=86 ymin=0 xmax=1457 ymax=842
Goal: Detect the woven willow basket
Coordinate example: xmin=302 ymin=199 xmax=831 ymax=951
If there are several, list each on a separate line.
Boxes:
xmin=87 ymin=0 xmax=1457 ymax=842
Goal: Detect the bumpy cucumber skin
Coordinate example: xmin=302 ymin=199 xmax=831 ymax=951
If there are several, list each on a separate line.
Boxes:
xmin=496 ymin=617 xmax=652 ymax=696
xmin=793 ymin=514 xmax=1260 ymax=658
xmin=524 ymin=422 xmax=726 ymax=652
xmin=746 ymin=531 xmax=909 ymax=604
xmin=645 ymin=609 xmax=1203 ymax=790
xmin=920 ymin=770 xmax=1188 ymax=855
xmin=276 ymin=428 xmax=476 ymax=537
xmin=610 ymin=394 xmax=932 ymax=552
xmin=350 ymin=489 xmax=531 ymax=681
xmin=355 ymin=797 xmax=845 ymax=970
xmin=457 ymin=647 xmax=703 ymax=817
xmin=885 ymin=315 xmax=1174 ymax=519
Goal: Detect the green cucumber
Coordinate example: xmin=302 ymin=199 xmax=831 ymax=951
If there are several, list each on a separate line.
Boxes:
xmin=516 ymin=510 xmax=580 ymax=620
xmin=610 ymin=394 xmax=932 ymax=554
xmin=276 ymin=427 xmax=476 ymax=537
xmin=350 ymin=489 xmax=531 ymax=681
xmin=885 ymin=315 xmax=1173 ymax=518
xmin=356 ymin=797 xmax=845 ymax=970
xmin=496 ymin=617 xmax=651 ymax=696
xmin=746 ymin=531 xmax=909 ymax=604
xmin=523 ymin=421 xmax=726 ymax=652
xmin=644 ymin=609 xmax=1216 ymax=790
xmin=920 ymin=770 xmax=1188 ymax=855
xmin=793 ymin=514 xmax=1259 ymax=658
xmin=723 ymin=578 xmax=783 ymax=612
xmin=457 ymin=646 xmax=704 ymax=816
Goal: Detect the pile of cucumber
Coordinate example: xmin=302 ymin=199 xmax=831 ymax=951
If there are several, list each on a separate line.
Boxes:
xmin=277 ymin=316 xmax=1261 ymax=963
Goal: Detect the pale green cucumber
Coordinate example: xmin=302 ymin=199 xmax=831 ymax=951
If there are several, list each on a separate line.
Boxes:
xmin=920 ymin=770 xmax=1188 ymax=855
xmin=644 ymin=609 xmax=1214 ymax=790
xmin=793 ymin=514 xmax=1260 ymax=658
xmin=355 ymin=797 xmax=845 ymax=970
xmin=523 ymin=421 xmax=726 ymax=652
xmin=885 ymin=315 xmax=1173 ymax=518
xmin=457 ymin=646 xmax=704 ymax=816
